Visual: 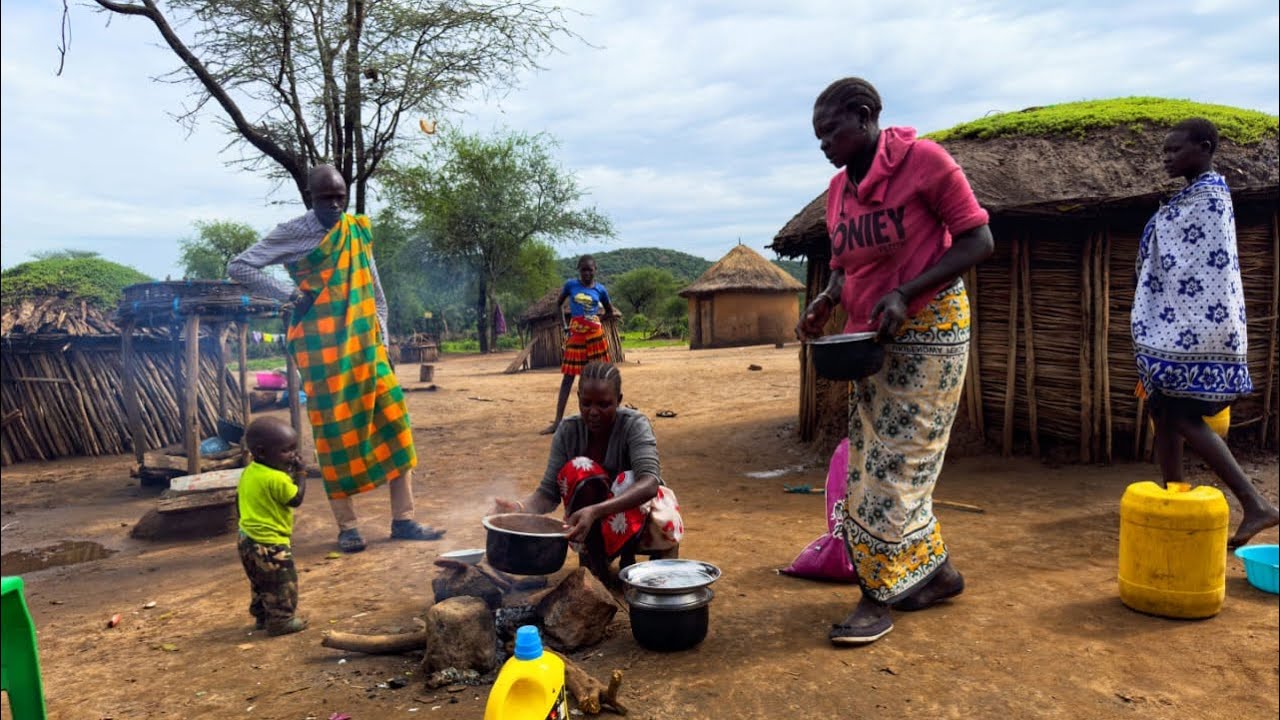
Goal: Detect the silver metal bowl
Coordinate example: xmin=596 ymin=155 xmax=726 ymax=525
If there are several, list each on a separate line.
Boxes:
xmin=619 ymin=559 xmax=721 ymax=595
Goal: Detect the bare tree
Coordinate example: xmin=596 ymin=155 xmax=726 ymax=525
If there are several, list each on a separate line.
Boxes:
xmin=88 ymin=0 xmax=576 ymax=211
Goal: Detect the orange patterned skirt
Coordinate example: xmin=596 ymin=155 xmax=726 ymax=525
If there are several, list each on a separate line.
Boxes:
xmin=561 ymin=317 xmax=608 ymax=375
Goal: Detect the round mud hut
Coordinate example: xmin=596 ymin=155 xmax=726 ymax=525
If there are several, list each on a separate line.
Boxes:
xmin=514 ymin=287 xmax=624 ymax=372
xmin=679 ymin=243 xmax=805 ymax=349
xmin=769 ymin=98 xmax=1279 ymax=462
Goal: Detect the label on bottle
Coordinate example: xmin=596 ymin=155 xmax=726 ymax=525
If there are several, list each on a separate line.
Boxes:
xmin=546 ymin=686 xmax=568 ymax=720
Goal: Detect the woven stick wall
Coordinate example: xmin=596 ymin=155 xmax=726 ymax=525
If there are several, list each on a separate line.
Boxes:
xmin=798 ymin=209 xmax=1280 ymax=461
xmin=1 ymin=338 xmax=242 ymax=465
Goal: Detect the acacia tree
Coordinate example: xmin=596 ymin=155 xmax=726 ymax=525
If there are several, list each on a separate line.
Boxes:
xmin=87 ymin=0 xmax=575 ymax=211
xmin=385 ymin=128 xmax=613 ymax=352
xmin=611 ymin=267 xmax=678 ymax=317
xmin=178 ymin=220 xmax=258 ymax=279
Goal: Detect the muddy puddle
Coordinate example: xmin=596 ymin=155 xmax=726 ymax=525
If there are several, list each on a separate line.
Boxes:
xmin=0 ymin=540 xmax=116 ymax=575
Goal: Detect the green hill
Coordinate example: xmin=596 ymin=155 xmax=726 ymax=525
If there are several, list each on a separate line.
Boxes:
xmin=557 ymin=247 xmax=806 ymax=285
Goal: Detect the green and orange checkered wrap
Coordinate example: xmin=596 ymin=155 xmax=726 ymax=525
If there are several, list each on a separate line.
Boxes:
xmin=286 ymin=214 xmax=416 ymax=499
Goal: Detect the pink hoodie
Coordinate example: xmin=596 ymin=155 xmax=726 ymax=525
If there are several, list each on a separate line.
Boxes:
xmin=826 ymin=127 xmax=989 ymax=333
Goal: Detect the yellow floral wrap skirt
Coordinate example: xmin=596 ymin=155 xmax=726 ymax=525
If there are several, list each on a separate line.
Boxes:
xmin=837 ymin=279 xmax=970 ymax=603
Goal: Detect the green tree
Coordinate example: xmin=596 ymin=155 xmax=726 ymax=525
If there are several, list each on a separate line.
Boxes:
xmin=384 ymin=128 xmax=613 ymax=352
xmin=370 ymin=210 xmax=474 ymax=338
xmin=178 ymin=220 xmax=259 ymax=279
xmin=86 ymin=0 xmax=576 ymax=213
xmin=610 ymin=267 xmax=678 ymax=317
xmin=1 ymin=254 xmax=152 ymax=307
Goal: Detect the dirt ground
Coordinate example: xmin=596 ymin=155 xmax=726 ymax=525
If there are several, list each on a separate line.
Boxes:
xmin=1 ymin=344 xmax=1277 ymax=720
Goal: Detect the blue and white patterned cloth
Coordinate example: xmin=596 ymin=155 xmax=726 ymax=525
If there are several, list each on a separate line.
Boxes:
xmin=1132 ymin=171 xmax=1252 ymax=402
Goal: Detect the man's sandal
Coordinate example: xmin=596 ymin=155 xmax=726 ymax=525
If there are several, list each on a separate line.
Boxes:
xmin=338 ymin=528 xmax=367 ymax=553
xmin=390 ymin=520 xmax=446 ymax=541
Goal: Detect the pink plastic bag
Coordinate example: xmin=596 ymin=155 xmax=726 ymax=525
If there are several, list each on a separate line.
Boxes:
xmin=778 ymin=439 xmax=857 ymax=583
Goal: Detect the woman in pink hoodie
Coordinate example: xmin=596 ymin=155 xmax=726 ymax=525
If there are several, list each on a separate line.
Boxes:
xmin=798 ymin=77 xmax=994 ymax=646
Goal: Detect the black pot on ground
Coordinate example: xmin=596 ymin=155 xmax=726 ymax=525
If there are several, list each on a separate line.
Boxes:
xmin=482 ymin=513 xmax=569 ymax=576
xmin=625 ymin=588 xmax=713 ymax=652
xmin=808 ymin=331 xmax=885 ymax=381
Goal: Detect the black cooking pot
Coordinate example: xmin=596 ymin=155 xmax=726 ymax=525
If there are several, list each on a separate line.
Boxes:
xmin=482 ymin=513 xmax=569 ymax=576
xmin=625 ymin=588 xmax=713 ymax=652
xmin=808 ymin=331 xmax=885 ymax=381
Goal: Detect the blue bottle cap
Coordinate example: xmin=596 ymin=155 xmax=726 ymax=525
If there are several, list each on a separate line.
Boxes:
xmin=513 ymin=625 xmax=543 ymax=661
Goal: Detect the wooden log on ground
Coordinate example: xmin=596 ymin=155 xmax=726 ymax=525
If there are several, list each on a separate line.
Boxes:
xmin=320 ymin=630 xmax=429 ymax=655
xmin=419 ymin=364 xmax=435 ymax=383
xmin=551 ymin=651 xmax=628 ymax=716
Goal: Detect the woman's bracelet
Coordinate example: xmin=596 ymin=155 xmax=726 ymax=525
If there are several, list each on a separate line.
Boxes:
xmin=515 ymin=500 xmax=525 ymax=512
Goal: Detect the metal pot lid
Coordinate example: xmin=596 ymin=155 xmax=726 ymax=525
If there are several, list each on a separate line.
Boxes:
xmin=626 ymin=587 xmax=714 ymax=611
xmin=619 ymin=559 xmax=721 ymax=594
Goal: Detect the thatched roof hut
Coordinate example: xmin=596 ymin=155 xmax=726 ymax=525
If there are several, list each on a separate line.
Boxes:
xmin=678 ymin=244 xmax=804 ymax=349
xmin=771 ymin=98 xmax=1280 ymax=461
xmin=1 ymin=294 xmax=242 ymax=465
xmin=510 ymin=287 xmax=624 ymax=373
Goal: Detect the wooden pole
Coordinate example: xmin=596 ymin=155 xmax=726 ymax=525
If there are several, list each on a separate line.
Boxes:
xmin=1262 ymin=212 xmax=1279 ymax=446
xmin=1079 ymin=233 xmax=1094 ymax=463
xmin=215 ymin=323 xmax=228 ymax=421
xmin=1092 ymin=232 xmax=1105 ymax=462
xmin=1002 ymin=238 xmax=1021 ymax=457
xmin=1101 ymin=228 xmax=1114 ymax=463
xmin=285 ymin=311 xmax=303 ymax=439
xmin=184 ymin=314 xmax=202 ymax=475
xmin=965 ymin=267 xmax=985 ymax=439
xmin=121 ymin=319 xmax=146 ymax=465
xmin=1020 ymin=237 xmax=1040 ymax=457
xmin=238 ymin=322 xmax=251 ymax=452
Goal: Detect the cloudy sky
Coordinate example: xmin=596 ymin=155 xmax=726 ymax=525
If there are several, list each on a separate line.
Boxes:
xmin=1 ymin=0 xmax=1277 ymax=279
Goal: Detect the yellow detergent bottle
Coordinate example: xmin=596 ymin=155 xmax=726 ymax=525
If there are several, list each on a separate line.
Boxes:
xmin=1119 ymin=481 xmax=1229 ymax=619
xmin=484 ymin=626 xmax=569 ymax=720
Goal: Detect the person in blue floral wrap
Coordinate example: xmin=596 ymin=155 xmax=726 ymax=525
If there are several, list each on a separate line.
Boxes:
xmin=1132 ymin=117 xmax=1278 ymax=548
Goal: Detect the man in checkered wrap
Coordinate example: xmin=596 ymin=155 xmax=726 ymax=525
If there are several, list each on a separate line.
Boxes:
xmin=229 ymin=166 xmax=445 ymax=553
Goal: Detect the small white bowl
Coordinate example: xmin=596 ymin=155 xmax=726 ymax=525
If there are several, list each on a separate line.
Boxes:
xmin=438 ymin=548 xmax=485 ymax=565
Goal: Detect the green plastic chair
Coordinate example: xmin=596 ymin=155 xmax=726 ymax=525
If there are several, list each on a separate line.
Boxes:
xmin=1 ymin=576 xmax=47 ymax=720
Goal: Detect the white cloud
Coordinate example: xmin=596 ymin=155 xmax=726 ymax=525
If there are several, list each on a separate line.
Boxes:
xmin=2 ymin=0 xmax=1277 ymax=280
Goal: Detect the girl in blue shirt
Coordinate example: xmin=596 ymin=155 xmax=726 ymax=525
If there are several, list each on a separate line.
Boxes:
xmin=542 ymin=255 xmax=616 ymax=434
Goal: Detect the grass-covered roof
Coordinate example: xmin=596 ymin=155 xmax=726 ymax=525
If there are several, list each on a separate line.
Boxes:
xmin=928 ymin=97 xmax=1278 ymax=144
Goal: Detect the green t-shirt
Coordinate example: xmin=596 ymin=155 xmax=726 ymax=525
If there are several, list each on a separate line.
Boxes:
xmin=237 ymin=462 xmax=298 ymax=546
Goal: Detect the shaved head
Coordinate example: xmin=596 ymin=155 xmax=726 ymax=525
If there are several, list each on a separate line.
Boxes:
xmin=308 ymin=164 xmax=346 ymax=194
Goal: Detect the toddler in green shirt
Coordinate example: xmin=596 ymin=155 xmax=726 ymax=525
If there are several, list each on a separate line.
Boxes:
xmin=237 ymin=417 xmax=308 ymax=636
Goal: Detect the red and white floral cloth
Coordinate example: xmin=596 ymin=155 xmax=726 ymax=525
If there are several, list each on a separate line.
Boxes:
xmin=556 ymin=456 xmax=683 ymax=557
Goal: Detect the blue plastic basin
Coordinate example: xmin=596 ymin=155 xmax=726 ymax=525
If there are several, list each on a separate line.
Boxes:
xmin=1234 ymin=544 xmax=1279 ymax=595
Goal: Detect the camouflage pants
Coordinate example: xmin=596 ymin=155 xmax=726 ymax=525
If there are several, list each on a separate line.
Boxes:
xmin=237 ymin=533 xmax=298 ymax=631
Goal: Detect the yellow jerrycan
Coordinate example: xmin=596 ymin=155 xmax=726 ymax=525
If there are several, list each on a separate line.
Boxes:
xmin=484 ymin=626 xmax=569 ymax=720
xmin=1119 ymin=481 xmax=1229 ymax=619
